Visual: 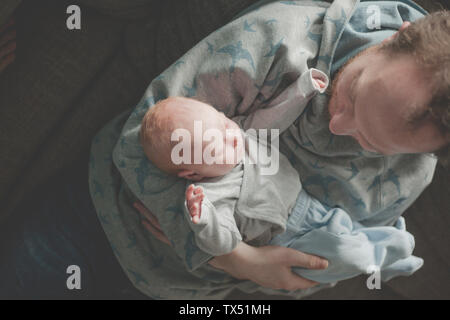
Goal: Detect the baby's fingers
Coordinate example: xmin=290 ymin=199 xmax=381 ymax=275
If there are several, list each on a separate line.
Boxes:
xmin=189 ymin=204 xmax=200 ymax=223
xmin=188 ymin=193 xmax=204 ymax=210
xmin=189 ymin=199 xmax=204 ymax=224
xmin=188 ymin=200 xmax=200 ymax=215
xmin=193 ymin=192 xmax=205 ymax=203
xmin=193 ymin=186 xmax=203 ymax=195
xmin=185 ymin=184 xmax=195 ymax=201
xmin=191 ymin=212 xmax=200 ymax=224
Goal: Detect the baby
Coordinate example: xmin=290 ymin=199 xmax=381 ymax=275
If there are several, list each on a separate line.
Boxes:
xmin=140 ymin=96 xmax=423 ymax=284
xmin=140 ymin=96 xmax=245 ymax=184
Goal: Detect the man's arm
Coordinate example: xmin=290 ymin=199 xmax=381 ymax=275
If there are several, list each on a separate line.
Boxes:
xmin=136 ymin=201 xmax=329 ymax=291
xmin=233 ymin=68 xmax=328 ymax=134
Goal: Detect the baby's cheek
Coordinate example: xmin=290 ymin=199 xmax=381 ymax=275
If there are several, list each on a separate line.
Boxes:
xmin=236 ymin=144 xmax=245 ymax=163
xmin=225 ymin=144 xmax=243 ymax=165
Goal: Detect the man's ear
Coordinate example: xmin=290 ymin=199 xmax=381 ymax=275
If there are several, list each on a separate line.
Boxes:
xmin=382 ymin=21 xmax=411 ymax=44
xmin=177 ymin=170 xmax=204 ymax=181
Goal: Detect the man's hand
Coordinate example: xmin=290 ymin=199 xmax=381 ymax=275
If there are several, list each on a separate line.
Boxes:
xmin=133 ymin=201 xmax=171 ymax=246
xmin=185 ymin=184 xmax=205 ymax=224
xmin=134 ymin=201 xmax=328 ymax=292
xmin=0 ymin=18 xmax=16 ymax=73
xmin=209 ymin=242 xmax=327 ymax=291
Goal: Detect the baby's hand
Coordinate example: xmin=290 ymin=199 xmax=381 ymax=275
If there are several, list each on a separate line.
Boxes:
xmin=186 ymin=184 xmax=205 ymax=224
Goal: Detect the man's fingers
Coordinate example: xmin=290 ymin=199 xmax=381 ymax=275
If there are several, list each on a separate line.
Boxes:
xmin=0 ymin=53 xmax=14 ymax=73
xmin=0 ymin=30 xmax=16 ymax=48
xmin=284 ymin=271 xmax=319 ymax=291
xmin=134 ymin=201 xmax=152 ymax=219
xmin=0 ymin=24 xmax=17 ymax=73
xmin=135 ymin=202 xmax=172 ymax=246
xmin=133 ymin=202 xmax=162 ymax=231
xmin=0 ymin=41 xmax=16 ymax=58
xmin=284 ymin=247 xmax=328 ymax=270
xmin=0 ymin=18 xmax=14 ymax=34
xmin=143 ymin=209 xmax=163 ymax=232
xmin=141 ymin=220 xmax=171 ymax=246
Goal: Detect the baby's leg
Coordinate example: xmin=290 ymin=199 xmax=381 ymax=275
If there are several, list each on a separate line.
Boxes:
xmin=271 ymin=192 xmax=421 ymax=284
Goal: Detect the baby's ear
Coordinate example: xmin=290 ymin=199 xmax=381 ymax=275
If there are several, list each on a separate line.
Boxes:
xmin=177 ymin=170 xmax=194 ymax=178
xmin=177 ymin=170 xmax=204 ymax=181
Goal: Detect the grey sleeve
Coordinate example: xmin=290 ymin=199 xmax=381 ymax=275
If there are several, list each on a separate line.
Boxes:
xmin=183 ymin=195 xmax=243 ymax=256
xmin=232 ymin=68 xmax=328 ymax=134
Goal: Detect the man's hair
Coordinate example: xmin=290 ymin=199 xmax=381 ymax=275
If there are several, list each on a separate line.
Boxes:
xmin=380 ymin=10 xmax=450 ymax=167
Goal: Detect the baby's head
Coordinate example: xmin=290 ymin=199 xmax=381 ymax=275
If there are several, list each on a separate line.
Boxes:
xmin=140 ymin=97 xmax=244 ymax=181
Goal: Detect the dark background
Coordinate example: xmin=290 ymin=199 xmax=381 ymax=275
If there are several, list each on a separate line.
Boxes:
xmin=0 ymin=0 xmax=448 ymax=299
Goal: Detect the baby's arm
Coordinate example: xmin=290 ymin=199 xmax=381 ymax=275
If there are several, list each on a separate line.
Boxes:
xmin=184 ymin=183 xmax=242 ymax=256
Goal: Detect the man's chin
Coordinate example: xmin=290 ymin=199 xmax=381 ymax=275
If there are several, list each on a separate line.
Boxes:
xmin=328 ymin=115 xmax=340 ymax=135
xmin=326 ymin=74 xmax=342 ymax=120
xmin=328 ymin=97 xmax=345 ymax=134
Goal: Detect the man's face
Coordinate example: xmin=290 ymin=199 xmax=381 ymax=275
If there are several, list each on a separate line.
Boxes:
xmin=327 ymin=45 xmax=448 ymax=155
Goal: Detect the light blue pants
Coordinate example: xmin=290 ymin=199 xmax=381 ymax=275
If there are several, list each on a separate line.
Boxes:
xmin=270 ymin=189 xmax=423 ymax=284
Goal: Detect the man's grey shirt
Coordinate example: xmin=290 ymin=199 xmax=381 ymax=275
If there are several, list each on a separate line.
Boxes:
xmin=88 ymin=0 xmax=435 ymax=299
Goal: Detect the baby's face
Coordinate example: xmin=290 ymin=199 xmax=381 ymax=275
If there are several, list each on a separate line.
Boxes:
xmin=169 ymin=98 xmax=245 ymax=179
xmin=197 ymin=110 xmax=245 ymax=178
